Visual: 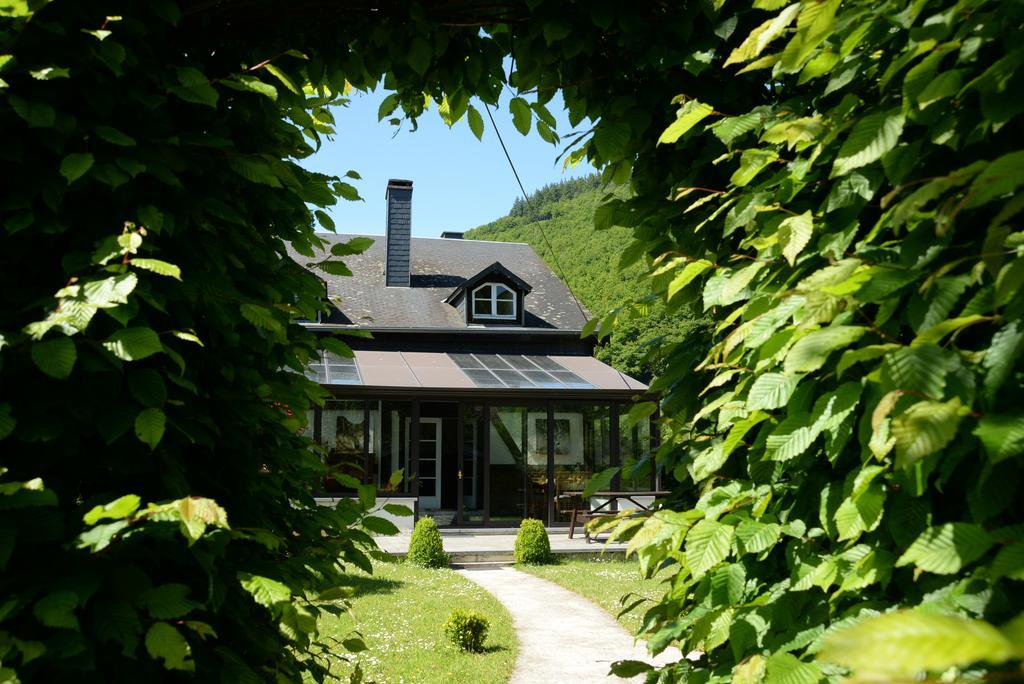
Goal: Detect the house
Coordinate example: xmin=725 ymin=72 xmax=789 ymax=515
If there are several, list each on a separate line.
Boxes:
xmin=290 ymin=179 xmax=656 ymax=528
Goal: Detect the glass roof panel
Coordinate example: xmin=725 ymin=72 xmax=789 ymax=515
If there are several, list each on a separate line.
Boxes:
xmin=474 ymin=354 xmax=511 ymax=369
xmin=450 ymin=353 xmax=482 ymax=369
xmin=492 ymin=369 xmax=533 ymax=388
xmin=447 ymin=353 xmax=596 ymax=389
xmin=527 ymin=356 xmax=564 ymax=371
xmin=463 ymin=368 xmax=504 ymax=388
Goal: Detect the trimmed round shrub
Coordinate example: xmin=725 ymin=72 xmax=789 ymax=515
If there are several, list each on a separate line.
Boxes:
xmin=514 ymin=518 xmax=552 ymax=564
xmin=407 ymin=516 xmax=449 ymax=568
xmin=443 ymin=609 xmax=489 ymax=652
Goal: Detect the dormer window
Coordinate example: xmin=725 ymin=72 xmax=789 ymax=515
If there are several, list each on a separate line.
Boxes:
xmin=472 ymin=283 xmax=516 ymax=320
xmin=444 ymin=261 xmax=532 ymax=326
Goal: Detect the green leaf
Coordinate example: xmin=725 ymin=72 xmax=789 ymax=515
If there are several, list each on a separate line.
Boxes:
xmin=33 ymin=590 xmax=79 ymax=629
xmin=329 ymin=236 xmax=374 ymax=256
xmin=467 ymin=104 xmax=484 ymax=140
xmin=723 ymin=4 xmax=800 ymax=67
xmin=0 ymin=403 xmax=15 ymax=440
xmin=965 ymin=151 xmax=1024 ymax=209
xmin=509 ymin=97 xmax=532 ymax=136
xmin=667 ymin=259 xmax=713 ymax=301
xmin=834 ymin=483 xmax=885 ymax=542
xmin=142 ymin=584 xmax=200 ymax=619
xmin=408 ymin=38 xmax=431 ymax=75
xmin=382 ymin=503 xmax=413 ymax=517
xmin=778 ymin=0 xmax=840 ymax=73
xmin=817 ymin=611 xmax=1016 ymax=678
xmin=76 ymin=519 xmax=130 ymax=553
xmin=916 ymin=70 xmax=965 ymax=109
xmin=685 ymin=519 xmax=733 ymax=579
xmin=239 ymin=572 xmax=291 ymax=609
xmin=983 ymin=321 xmax=1024 ymax=402
xmin=317 ymin=261 xmax=353 ymax=277
xmin=356 ymin=483 xmax=375 ymax=509
xmin=227 ymin=74 xmax=277 ymax=100
xmin=891 ymin=398 xmax=963 ymax=469
xmin=657 ymin=100 xmax=714 ymax=145
xmin=593 ymin=122 xmax=630 ymax=160
xmin=84 ymin=273 xmax=138 ymax=308
xmin=582 ymin=466 xmax=618 ymax=498
xmin=777 ymin=210 xmax=813 ymax=265
xmin=128 ymin=369 xmax=168 ymax=407
xmin=837 ymin=343 xmax=899 ymax=377
xmin=711 ymin=107 xmax=769 ymax=146
xmin=991 ymin=544 xmax=1024 ymax=581
xmin=30 ymin=336 xmax=76 ymax=379
xmin=60 ymin=153 xmax=94 ymax=183
xmin=882 ymin=344 xmax=947 ymax=397
xmin=765 ymin=412 xmax=819 ymax=462
xmin=135 ymin=408 xmax=166 ymax=450
xmin=784 ymin=326 xmax=867 ymax=373
xmin=95 ymin=125 xmax=136 ymax=146
xmin=746 ymin=372 xmax=801 ymax=411
xmin=974 ymin=414 xmax=1024 ymax=465
xmin=130 ymin=258 xmax=181 ymax=279
xmin=83 ymin=494 xmax=141 ymax=525
xmin=731 ymin=149 xmax=779 ymax=187
xmin=896 ymin=523 xmax=993 ymax=575
xmin=610 ymin=661 xmax=654 ymax=678
xmin=361 ymin=515 xmax=399 ymax=535
xmin=102 ymin=327 xmax=163 ymax=361
xmin=9 ymin=95 xmax=56 ymax=126
xmin=831 ymin=109 xmax=905 ymax=178
xmin=145 ymin=622 xmax=194 ymax=671
xmin=735 ymin=520 xmax=782 ymax=555
xmin=240 ymin=303 xmax=283 ymax=332
xmin=263 ymin=64 xmax=299 ymax=94
xmin=765 ymin=652 xmax=821 ymax=684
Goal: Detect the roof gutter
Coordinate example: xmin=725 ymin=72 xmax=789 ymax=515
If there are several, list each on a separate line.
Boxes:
xmin=302 ymin=324 xmax=586 ymax=336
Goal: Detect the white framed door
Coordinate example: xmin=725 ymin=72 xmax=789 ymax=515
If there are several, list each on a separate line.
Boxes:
xmin=407 ymin=418 xmax=442 ymax=510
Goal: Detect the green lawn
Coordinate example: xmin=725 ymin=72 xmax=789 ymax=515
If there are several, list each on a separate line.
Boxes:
xmin=520 ymin=557 xmax=669 ymax=634
xmin=316 ymin=561 xmax=517 ymax=683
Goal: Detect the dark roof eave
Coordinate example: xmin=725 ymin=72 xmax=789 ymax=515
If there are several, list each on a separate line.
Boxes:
xmin=324 ymin=384 xmax=653 ymax=401
xmin=303 ymin=323 xmax=586 ymax=336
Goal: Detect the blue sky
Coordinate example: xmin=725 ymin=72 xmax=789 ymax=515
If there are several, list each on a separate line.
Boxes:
xmin=302 ymin=90 xmax=595 ymax=237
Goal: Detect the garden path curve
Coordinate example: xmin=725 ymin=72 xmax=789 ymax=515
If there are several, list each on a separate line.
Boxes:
xmin=457 ymin=566 xmax=680 ymax=683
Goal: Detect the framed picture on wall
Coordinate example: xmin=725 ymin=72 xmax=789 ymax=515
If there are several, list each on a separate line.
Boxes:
xmin=527 ymin=412 xmax=583 ymax=464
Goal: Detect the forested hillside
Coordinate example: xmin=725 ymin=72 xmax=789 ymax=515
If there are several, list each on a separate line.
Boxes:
xmin=466 ymin=176 xmax=707 ymax=382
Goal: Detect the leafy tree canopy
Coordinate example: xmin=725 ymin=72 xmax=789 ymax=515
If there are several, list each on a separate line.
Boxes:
xmin=1 ymin=0 xmax=1023 ymax=682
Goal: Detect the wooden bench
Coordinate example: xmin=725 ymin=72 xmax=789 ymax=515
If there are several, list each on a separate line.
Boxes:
xmin=569 ymin=508 xmax=618 ymax=542
xmin=562 ymin=491 xmax=670 ymax=542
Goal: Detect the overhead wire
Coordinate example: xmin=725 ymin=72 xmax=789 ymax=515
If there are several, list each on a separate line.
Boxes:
xmin=481 ymin=102 xmax=590 ymax=325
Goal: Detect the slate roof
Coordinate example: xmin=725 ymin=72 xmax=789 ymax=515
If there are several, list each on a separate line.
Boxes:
xmin=286 ymin=233 xmax=590 ymax=330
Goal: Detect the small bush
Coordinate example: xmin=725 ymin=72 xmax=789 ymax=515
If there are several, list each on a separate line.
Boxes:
xmin=443 ymin=609 xmax=489 ymax=652
xmin=514 ymin=518 xmax=552 ymax=564
xmin=407 ymin=516 xmax=449 ymax=568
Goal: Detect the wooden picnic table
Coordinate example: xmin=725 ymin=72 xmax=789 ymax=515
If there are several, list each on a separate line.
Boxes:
xmin=558 ymin=491 xmax=670 ymax=541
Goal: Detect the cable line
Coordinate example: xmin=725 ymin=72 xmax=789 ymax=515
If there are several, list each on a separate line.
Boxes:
xmin=482 ymin=102 xmax=590 ymax=324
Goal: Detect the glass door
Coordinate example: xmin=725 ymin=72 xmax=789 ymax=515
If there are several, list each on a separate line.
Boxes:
xmin=460 ymin=404 xmax=485 ymax=525
xmin=408 ymin=418 xmax=442 ymax=510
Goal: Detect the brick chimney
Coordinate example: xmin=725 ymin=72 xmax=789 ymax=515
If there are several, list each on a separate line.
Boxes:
xmin=384 ymin=179 xmax=413 ymax=287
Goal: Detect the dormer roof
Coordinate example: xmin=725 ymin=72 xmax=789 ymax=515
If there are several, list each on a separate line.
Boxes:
xmin=443 ymin=261 xmax=532 ymax=305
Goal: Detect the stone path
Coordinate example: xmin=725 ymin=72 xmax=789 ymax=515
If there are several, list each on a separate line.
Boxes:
xmin=457 ymin=565 xmax=680 ymax=683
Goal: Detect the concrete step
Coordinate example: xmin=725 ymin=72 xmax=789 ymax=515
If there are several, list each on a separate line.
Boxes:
xmin=450 ymin=560 xmax=514 ymax=569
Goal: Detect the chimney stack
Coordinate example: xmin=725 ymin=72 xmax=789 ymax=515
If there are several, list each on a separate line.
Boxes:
xmin=385 ymin=179 xmax=413 ymax=287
